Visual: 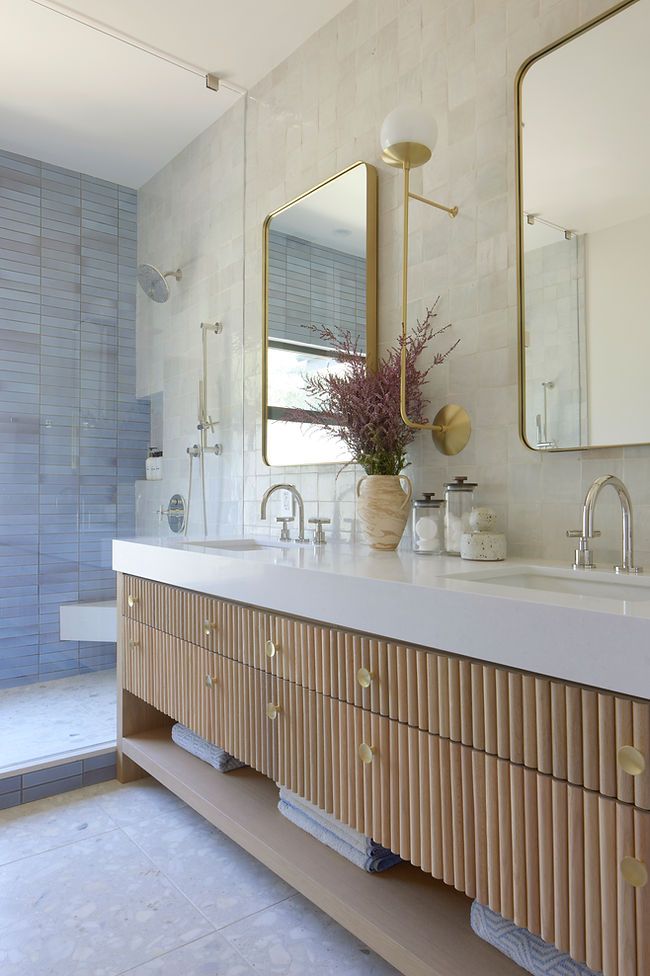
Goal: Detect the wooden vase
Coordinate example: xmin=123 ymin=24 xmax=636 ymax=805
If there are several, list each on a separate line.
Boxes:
xmin=356 ymin=474 xmax=413 ymax=550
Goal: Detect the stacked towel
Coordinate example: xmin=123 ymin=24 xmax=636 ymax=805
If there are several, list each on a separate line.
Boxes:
xmin=470 ymin=902 xmax=600 ymax=976
xmin=171 ymin=723 xmax=246 ymax=773
xmin=278 ymin=786 xmax=400 ymax=873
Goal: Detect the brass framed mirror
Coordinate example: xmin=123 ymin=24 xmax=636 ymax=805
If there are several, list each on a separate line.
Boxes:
xmin=262 ymin=161 xmax=378 ymax=466
xmin=516 ymin=0 xmax=650 ymax=451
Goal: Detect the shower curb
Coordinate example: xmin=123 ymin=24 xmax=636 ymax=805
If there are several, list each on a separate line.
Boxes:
xmin=0 ymin=750 xmax=117 ymax=809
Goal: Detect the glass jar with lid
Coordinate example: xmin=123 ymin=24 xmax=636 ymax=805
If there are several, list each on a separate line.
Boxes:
xmin=444 ymin=476 xmax=478 ymax=555
xmin=411 ymin=493 xmax=445 ymax=555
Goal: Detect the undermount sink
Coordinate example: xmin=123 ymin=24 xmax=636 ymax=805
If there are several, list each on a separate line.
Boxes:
xmin=183 ymin=538 xmax=283 ymax=552
xmin=448 ymin=565 xmax=650 ymax=603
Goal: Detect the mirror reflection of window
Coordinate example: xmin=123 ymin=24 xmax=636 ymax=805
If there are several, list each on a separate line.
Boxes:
xmin=263 ymin=163 xmax=377 ymax=466
xmin=519 ymin=0 xmax=650 ymax=450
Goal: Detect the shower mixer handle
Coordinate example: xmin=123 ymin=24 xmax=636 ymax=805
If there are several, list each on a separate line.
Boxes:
xmin=197 ymin=415 xmax=218 ymax=433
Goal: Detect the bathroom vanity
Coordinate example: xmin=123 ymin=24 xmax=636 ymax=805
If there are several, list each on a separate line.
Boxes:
xmin=113 ymin=538 xmax=649 ymax=976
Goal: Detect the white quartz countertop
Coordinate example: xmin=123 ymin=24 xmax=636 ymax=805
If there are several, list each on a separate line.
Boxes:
xmin=113 ymin=536 xmax=650 ymax=700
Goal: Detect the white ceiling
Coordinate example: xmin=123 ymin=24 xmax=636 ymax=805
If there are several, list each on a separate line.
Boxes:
xmin=1 ymin=0 xmax=353 ymax=187
xmin=522 ymin=0 xmax=650 ymax=242
xmin=271 ymin=165 xmax=368 ymax=257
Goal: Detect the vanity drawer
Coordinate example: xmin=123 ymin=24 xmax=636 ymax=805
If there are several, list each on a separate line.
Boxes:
xmin=259 ymin=612 xmax=650 ymax=810
xmin=120 ymin=574 xmax=650 ymax=809
xmin=217 ymin=657 xmax=276 ymax=780
xmin=273 ymin=682 xmax=648 ymax=976
xmin=121 ymin=574 xmax=246 ymax=655
xmin=122 ymin=618 xmax=217 ymax=743
xmin=271 ymin=675 xmax=394 ymax=840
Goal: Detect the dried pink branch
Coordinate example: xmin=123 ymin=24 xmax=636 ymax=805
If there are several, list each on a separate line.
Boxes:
xmin=288 ymin=299 xmax=458 ymax=475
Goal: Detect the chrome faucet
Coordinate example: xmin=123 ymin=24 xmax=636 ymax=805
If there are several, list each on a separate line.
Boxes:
xmin=567 ymin=474 xmax=642 ymax=574
xmin=260 ymin=484 xmax=307 ymax=543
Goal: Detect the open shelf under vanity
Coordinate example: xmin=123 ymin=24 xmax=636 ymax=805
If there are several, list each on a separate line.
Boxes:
xmin=122 ymin=727 xmax=521 ymax=976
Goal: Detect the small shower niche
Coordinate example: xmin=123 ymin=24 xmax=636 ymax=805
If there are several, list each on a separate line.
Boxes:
xmin=135 ymin=391 xmax=167 ymax=537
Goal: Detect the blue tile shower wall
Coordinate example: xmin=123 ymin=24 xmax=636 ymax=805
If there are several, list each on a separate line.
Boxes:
xmin=0 ymin=149 xmax=148 ymax=688
xmin=268 ymin=232 xmax=366 ymax=347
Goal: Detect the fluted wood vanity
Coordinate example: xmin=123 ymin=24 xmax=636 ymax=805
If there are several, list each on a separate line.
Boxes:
xmin=117 ymin=570 xmax=649 ymax=976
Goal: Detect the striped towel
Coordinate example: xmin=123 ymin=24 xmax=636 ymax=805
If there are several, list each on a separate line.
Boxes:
xmin=171 ymin=723 xmax=246 ymax=772
xmin=470 ymin=902 xmax=602 ymax=976
xmin=278 ymin=787 xmax=400 ymax=873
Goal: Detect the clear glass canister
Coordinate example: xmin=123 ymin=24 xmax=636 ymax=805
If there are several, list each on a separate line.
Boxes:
xmin=444 ymin=476 xmax=478 ymax=555
xmin=412 ymin=493 xmax=445 ymax=555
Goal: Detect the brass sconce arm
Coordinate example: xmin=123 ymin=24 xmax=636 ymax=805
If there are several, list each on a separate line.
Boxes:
xmin=380 ymin=106 xmax=471 ymax=456
xmin=398 ymin=161 xmax=471 ymax=455
xmin=408 ymin=188 xmax=458 ymax=218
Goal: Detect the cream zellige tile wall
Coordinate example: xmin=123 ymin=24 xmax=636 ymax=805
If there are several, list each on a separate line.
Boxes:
xmin=136 ymin=0 xmax=650 ymax=567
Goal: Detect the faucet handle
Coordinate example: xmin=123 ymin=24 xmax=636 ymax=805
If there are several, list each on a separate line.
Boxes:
xmin=567 ymin=529 xmax=601 ymax=539
xmin=568 ymin=532 xmax=597 ymax=570
xmin=309 ymin=517 xmax=331 ymax=545
xmin=276 ymin=516 xmax=294 ymax=542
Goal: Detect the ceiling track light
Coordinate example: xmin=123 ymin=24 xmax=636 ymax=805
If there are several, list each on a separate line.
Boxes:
xmin=29 ymin=0 xmax=246 ymax=96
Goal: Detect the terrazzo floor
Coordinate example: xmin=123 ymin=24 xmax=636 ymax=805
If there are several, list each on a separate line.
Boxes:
xmin=0 ymin=777 xmax=400 ymax=976
xmin=0 ymin=671 xmax=116 ymax=772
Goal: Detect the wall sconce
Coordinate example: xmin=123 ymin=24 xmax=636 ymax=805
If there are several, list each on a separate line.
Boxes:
xmin=380 ymin=106 xmax=471 ymax=456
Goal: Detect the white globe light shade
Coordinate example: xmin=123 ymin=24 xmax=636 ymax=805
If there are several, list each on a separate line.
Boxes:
xmin=380 ymin=106 xmax=438 ymax=155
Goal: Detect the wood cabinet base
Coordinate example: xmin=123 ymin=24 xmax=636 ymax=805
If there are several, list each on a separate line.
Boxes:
xmin=120 ymin=727 xmax=522 ymax=976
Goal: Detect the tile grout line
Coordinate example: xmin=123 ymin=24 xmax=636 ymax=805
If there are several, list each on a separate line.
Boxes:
xmin=112 ymin=930 xmax=233 ymax=976
xmin=0 ymin=825 xmax=121 ymax=870
xmin=216 ymin=892 xmax=303 ymax=970
xmin=116 ymin=809 xmax=299 ymax=962
xmin=115 ymin=822 xmax=223 ymax=933
xmin=216 ymin=891 xmax=298 ymax=936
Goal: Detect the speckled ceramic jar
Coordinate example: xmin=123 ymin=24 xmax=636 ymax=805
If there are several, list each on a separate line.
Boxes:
xmin=357 ymin=475 xmax=413 ymax=551
xmin=460 ymin=507 xmax=507 ymax=561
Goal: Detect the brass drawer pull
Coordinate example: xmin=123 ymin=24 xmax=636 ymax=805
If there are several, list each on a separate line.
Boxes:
xmin=266 ymin=702 xmax=281 ymax=720
xmin=620 ymin=856 xmax=648 ymax=888
xmin=617 ymin=745 xmax=645 ymax=776
xmin=264 ymin=639 xmax=277 ymax=659
xmin=204 ymin=674 xmax=217 ymax=689
xmin=128 ymin=640 xmax=140 ymax=650
xmin=203 ymin=619 xmax=216 ymax=638
xmin=357 ymin=667 xmax=374 ymax=689
xmin=358 ymin=743 xmax=375 ymax=764
xmin=127 ymin=594 xmax=138 ymax=608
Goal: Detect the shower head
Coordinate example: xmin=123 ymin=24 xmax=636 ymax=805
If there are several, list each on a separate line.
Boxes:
xmin=137 ymin=264 xmax=182 ymax=303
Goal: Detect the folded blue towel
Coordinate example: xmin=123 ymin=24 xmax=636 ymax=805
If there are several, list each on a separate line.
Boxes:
xmin=171 ymin=723 xmax=246 ymax=772
xmin=470 ymin=902 xmax=601 ymax=976
xmin=278 ymin=791 xmax=400 ymax=873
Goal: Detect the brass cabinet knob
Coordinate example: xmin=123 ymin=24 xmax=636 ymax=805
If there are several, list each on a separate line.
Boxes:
xmin=204 ymin=674 xmax=217 ymax=689
xmin=265 ymin=639 xmax=277 ymax=659
xmin=127 ymin=594 xmax=137 ymax=608
xmin=357 ymin=667 xmax=374 ymax=689
xmin=358 ymin=742 xmax=375 ymax=764
xmin=266 ymin=702 xmax=281 ymax=720
xmin=617 ymin=745 xmax=646 ymax=776
xmin=203 ymin=619 xmax=216 ymax=638
xmin=128 ymin=639 xmax=140 ymax=650
xmin=620 ymin=856 xmax=648 ymax=888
